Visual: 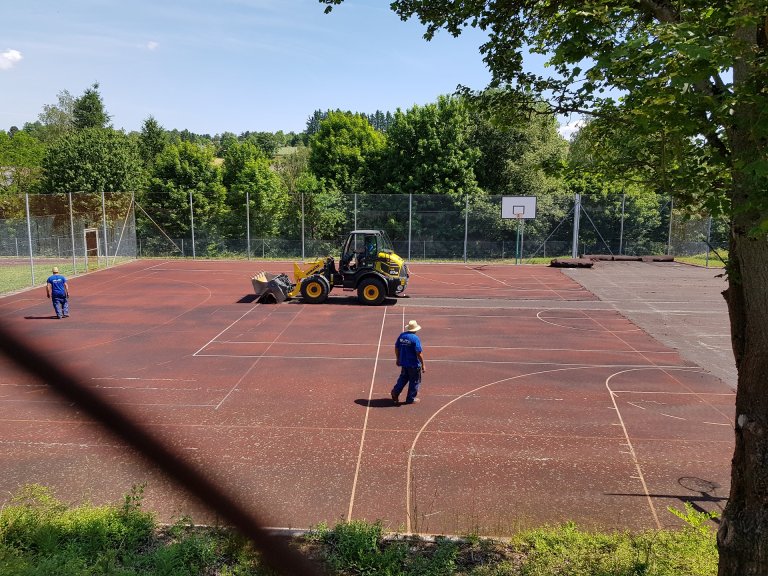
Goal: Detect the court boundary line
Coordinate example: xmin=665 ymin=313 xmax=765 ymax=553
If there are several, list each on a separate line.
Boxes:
xmin=213 ymin=307 xmax=305 ymax=410
xmin=347 ymin=307 xmax=388 ymax=520
xmin=404 ymin=364 xmax=707 ymax=533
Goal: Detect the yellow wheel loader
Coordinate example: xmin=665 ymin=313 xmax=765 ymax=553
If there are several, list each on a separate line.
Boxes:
xmin=252 ymin=230 xmax=409 ymax=305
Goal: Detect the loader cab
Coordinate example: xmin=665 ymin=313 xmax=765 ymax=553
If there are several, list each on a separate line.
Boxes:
xmin=338 ymin=229 xmax=408 ymax=304
xmin=340 ymin=230 xmax=392 ymax=272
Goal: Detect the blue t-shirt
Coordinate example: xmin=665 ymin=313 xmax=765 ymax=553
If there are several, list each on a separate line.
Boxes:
xmin=396 ymin=331 xmax=422 ymax=368
xmin=47 ymin=274 xmax=67 ymax=298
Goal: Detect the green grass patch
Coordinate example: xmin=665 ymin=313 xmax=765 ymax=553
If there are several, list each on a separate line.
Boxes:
xmin=675 ymin=252 xmax=727 ymax=268
xmin=0 ymin=485 xmax=719 ymax=575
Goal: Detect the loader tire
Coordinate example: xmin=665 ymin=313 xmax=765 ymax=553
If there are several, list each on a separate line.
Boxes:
xmin=357 ymin=277 xmax=386 ymax=305
xmin=300 ymin=275 xmax=330 ymax=304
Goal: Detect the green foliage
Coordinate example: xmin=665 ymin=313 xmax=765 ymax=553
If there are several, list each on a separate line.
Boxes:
xmin=34 ymin=89 xmax=75 ymax=143
xmin=138 ymin=116 xmax=168 ymax=169
xmin=318 ymin=520 xmax=407 ymax=575
xmin=41 ymin=127 xmax=144 ymax=194
xmin=309 ymin=110 xmax=385 ymax=195
xmin=0 ymin=484 xmax=155 ymax=575
xmin=72 ymin=83 xmax=111 ymax=130
xmin=0 ymin=486 xmax=720 ymax=576
xmin=512 ymin=520 xmax=717 ymax=576
xmin=381 ymin=95 xmax=481 ymax=200
xmin=140 ymin=140 xmax=228 ymax=241
xmin=0 ymin=130 xmax=46 ymax=194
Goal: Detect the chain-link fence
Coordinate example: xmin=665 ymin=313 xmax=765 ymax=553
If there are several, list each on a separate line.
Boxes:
xmin=135 ymin=191 xmax=727 ymax=259
xmin=1 ymin=191 xmax=728 ymax=295
xmin=0 ymin=192 xmax=136 ymax=294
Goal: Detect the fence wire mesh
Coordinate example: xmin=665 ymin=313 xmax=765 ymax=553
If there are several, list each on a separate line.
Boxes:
xmin=2 ymin=191 xmax=728 ymax=295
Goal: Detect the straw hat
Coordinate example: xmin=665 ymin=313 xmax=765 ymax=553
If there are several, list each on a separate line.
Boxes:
xmin=405 ymin=320 xmax=421 ymax=332
xmin=52 ymin=267 xmax=59 ymax=274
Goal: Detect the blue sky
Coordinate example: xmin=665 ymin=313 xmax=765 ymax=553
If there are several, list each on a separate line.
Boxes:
xmin=1 ymin=0 xmax=581 ymax=137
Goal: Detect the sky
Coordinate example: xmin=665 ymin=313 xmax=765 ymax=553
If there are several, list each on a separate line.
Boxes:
xmin=1 ymin=0 xmax=582 ymax=138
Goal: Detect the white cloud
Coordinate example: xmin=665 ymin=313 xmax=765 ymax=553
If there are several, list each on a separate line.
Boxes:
xmin=558 ymin=119 xmax=586 ymax=140
xmin=0 ymin=49 xmax=23 ymax=70
xmin=146 ymin=41 xmax=159 ymax=50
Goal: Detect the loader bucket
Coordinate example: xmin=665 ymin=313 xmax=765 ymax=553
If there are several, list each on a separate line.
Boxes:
xmin=251 ymin=272 xmax=294 ymax=304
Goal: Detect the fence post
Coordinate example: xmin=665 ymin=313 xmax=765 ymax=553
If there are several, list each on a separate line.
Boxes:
xmin=101 ymin=190 xmax=109 ymax=266
xmin=25 ymin=193 xmax=35 ymax=286
xmin=666 ymin=197 xmax=674 ymax=256
xmin=408 ymin=193 xmax=412 ymax=261
xmin=301 ymin=193 xmax=305 ymax=261
xmin=571 ymin=193 xmax=581 ymax=258
xmin=354 ymin=193 xmax=357 ymax=231
xmin=69 ymin=192 xmax=76 ymax=273
xmin=246 ymin=191 xmax=251 ymax=260
xmin=463 ymin=195 xmax=469 ymax=262
xmin=619 ymin=192 xmax=626 ymax=255
xmin=706 ymin=215 xmax=712 ymax=268
xmin=189 ymin=191 xmax=196 ymax=259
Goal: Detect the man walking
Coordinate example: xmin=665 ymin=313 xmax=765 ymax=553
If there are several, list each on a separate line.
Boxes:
xmin=391 ymin=319 xmax=425 ymax=405
xmin=46 ymin=267 xmax=70 ymax=319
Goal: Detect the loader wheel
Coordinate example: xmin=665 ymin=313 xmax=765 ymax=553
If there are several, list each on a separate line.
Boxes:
xmin=300 ymin=275 xmax=330 ymax=304
xmin=357 ymin=277 xmax=386 ymax=305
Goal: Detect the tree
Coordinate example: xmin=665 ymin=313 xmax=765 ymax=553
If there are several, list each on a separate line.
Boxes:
xmin=241 ymin=131 xmax=281 ymax=157
xmin=308 ymin=111 xmax=385 ymax=196
xmin=41 ymin=128 xmax=143 ymax=194
xmin=273 ymin=146 xmax=346 ymax=242
xmin=304 ymin=109 xmax=328 ymax=144
xmin=221 ymin=141 xmax=264 ymax=191
xmin=228 ymin=157 xmax=288 ymax=238
xmin=72 ymin=83 xmax=111 ymax=130
xmin=140 ymin=141 xmax=227 ymax=247
xmin=381 ymin=95 xmax=480 ymax=200
xmin=138 ymin=116 xmax=168 ymax=169
xmin=322 ymin=1 xmax=768 ymax=573
xmin=34 ymin=90 xmax=75 ymax=143
xmin=0 ymin=130 xmax=46 ymax=194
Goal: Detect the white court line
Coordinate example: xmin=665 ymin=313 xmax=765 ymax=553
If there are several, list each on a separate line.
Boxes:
xmin=192 ymin=304 xmax=264 ymax=356
xmin=536 ymin=310 xmax=641 ymax=333
xmin=210 ymin=340 xmax=677 ymax=355
xmin=92 ymin=376 xmax=197 ymax=382
xmin=213 ymin=307 xmax=305 ymax=410
xmin=404 ymin=365 xmax=599 ymax=533
xmin=606 ymin=369 xmax=665 ymax=529
xmin=613 ymin=390 xmax=734 ymax=396
xmin=588 ymin=313 xmax=734 ymax=423
xmin=347 ymin=307 xmax=388 ymax=521
xmin=192 ymin=353 xmax=691 ymax=370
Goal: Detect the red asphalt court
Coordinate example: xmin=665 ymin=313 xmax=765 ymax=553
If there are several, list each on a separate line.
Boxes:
xmin=0 ymin=260 xmax=732 ymax=535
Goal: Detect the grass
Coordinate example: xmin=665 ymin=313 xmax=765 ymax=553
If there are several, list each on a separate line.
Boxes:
xmin=675 ymin=252 xmax=727 ymax=268
xmin=0 ymin=485 xmax=719 ymax=575
xmin=0 ymin=257 xmax=133 ymax=295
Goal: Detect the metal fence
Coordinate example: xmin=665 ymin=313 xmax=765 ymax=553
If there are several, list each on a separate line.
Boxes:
xmin=135 ymin=191 xmax=728 ymax=260
xmin=0 ymin=191 xmax=136 ymax=294
xmin=1 ymin=191 xmax=728 ymax=295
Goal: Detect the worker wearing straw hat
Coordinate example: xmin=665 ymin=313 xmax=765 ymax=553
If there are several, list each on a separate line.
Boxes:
xmin=391 ymin=319 xmax=425 ymax=405
xmin=45 ymin=267 xmax=70 ymax=319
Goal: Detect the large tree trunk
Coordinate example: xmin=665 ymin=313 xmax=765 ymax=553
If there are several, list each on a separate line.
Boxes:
xmin=718 ymin=230 xmax=768 ymax=574
xmin=717 ymin=14 xmax=768 ymax=570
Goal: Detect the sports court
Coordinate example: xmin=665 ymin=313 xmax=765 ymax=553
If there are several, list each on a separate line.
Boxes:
xmin=0 ymin=260 xmax=733 ymax=535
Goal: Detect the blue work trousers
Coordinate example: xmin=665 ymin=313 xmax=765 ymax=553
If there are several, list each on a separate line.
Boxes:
xmin=392 ymin=366 xmax=422 ymax=404
xmin=52 ymin=296 xmax=69 ymax=318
